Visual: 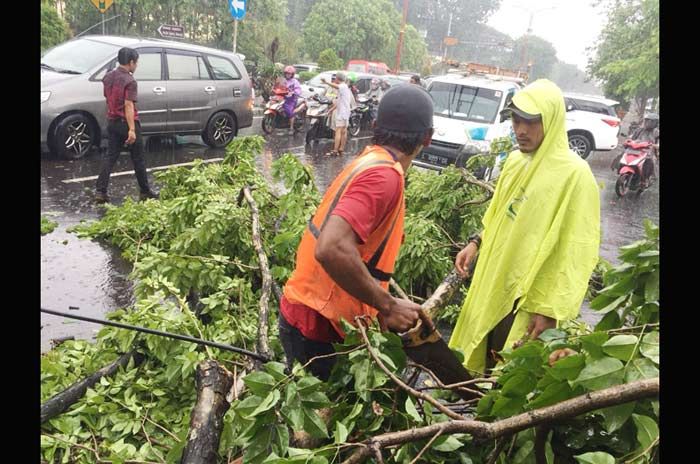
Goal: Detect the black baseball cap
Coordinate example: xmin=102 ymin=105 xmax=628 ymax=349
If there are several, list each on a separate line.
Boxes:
xmin=500 ymin=100 xmax=542 ymax=121
xmin=376 ymin=84 xmax=434 ymax=133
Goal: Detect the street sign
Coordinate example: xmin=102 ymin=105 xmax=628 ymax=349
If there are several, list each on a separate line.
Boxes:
xmin=90 ymin=0 xmax=113 ymax=14
xmin=157 ymin=25 xmax=185 ymax=39
xmin=229 ymin=0 xmax=247 ymax=20
xmin=443 ymin=37 xmax=458 ymax=46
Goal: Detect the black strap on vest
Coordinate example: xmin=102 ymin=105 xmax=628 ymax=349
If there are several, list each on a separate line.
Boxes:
xmin=307 ymin=155 xmax=400 ymax=282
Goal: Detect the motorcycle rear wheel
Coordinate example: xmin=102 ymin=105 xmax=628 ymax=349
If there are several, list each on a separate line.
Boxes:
xmin=615 ymin=173 xmax=633 ymax=197
xmin=349 ymin=114 xmax=361 ymax=137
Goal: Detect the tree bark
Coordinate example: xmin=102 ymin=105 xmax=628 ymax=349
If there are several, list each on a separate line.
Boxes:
xmin=242 ymin=186 xmax=272 ymax=366
xmin=421 ymin=270 xmax=467 ymax=318
xmin=40 ymin=350 xmax=143 ymax=424
xmin=180 ymin=360 xmax=235 ymax=464
xmin=341 ymin=377 xmax=659 ymax=464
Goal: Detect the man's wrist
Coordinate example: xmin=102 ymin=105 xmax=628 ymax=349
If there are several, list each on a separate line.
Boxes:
xmin=375 ymin=292 xmax=395 ymax=316
xmin=467 ymin=233 xmax=481 ymax=249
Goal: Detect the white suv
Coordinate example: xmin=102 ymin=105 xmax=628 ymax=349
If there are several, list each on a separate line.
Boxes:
xmin=564 ymin=93 xmax=621 ymax=159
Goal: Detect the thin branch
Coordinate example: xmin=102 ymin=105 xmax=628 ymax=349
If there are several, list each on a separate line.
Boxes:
xmin=340 ymin=377 xmax=659 ymax=464
xmin=356 ymin=318 xmax=465 ymax=421
xmin=144 ymin=417 xmax=181 ymax=443
xmin=409 ymin=429 xmax=443 ymax=464
xmin=486 ymin=435 xmax=511 ymax=464
xmin=459 ymin=169 xmax=495 ymax=194
xmin=624 ymin=437 xmax=659 ymax=463
xmin=242 ymin=185 xmax=272 ymax=362
xmin=389 ymin=278 xmax=411 ymax=300
xmin=408 ymin=361 xmax=485 ymax=397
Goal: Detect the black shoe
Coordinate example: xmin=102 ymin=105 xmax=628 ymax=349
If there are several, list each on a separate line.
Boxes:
xmin=95 ymin=191 xmax=110 ymax=204
xmin=139 ymin=189 xmax=159 ymax=201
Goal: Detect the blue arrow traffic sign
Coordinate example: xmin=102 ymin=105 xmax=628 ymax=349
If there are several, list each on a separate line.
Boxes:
xmin=229 ymin=0 xmax=247 ymax=20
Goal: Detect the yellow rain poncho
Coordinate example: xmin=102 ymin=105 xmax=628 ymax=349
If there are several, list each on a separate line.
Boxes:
xmin=448 ymin=80 xmax=600 ymax=374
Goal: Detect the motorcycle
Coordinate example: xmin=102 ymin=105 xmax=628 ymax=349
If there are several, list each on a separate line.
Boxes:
xmin=614 ymin=139 xmax=656 ymax=197
xmin=348 ymin=96 xmax=377 ymax=137
xmin=305 ymin=94 xmax=336 ymax=144
xmin=261 ymin=88 xmax=307 ymax=134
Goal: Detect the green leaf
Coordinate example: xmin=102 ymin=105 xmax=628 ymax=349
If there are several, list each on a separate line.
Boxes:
xmin=297 ymin=375 xmax=324 ymax=393
xmin=550 ymin=354 xmax=585 ymax=381
xmin=590 ymin=295 xmax=627 ymax=314
xmin=640 ymin=332 xmax=659 ymax=364
xmin=501 ymin=372 xmax=537 ymax=398
xmin=529 ymin=381 xmax=575 ymax=409
xmin=574 ymin=451 xmax=615 ymax=464
xmin=273 ymin=423 xmax=290 ymax=457
xmin=433 ymin=435 xmax=463 ymax=452
xmin=602 ymin=335 xmax=639 ymax=361
xmin=302 ymin=407 xmax=328 ymax=439
xmin=491 ymin=395 xmax=526 ymax=417
xmin=625 ymin=358 xmax=659 ymax=383
xmin=573 ymin=357 xmax=624 ymax=390
xmin=243 ymin=371 xmax=277 ymax=396
xmin=264 ymin=362 xmax=289 ymax=382
xmin=334 ymin=422 xmax=349 ymax=444
xmin=248 ymin=389 xmax=281 ymax=418
xmin=599 ymin=402 xmax=635 ymax=433
xmin=513 ymin=440 xmax=534 ymax=463
xmin=300 ymin=391 xmax=331 ymax=409
xmin=595 ymin=311 xmax=621 ymax=332
xmin=632 ymin=414 xmax=659 ymax=450
xmin=580 ymin=332 xmax=609 ymax=358
xmin=538 ymin=328 xmax=567 ymax=342
xmin=405 ymin=396 xmax=422 ymax=423
xmin=645 ymin=269 xmax=659 ymax=301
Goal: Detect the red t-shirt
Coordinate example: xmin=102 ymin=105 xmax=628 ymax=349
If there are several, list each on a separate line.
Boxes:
xmin=103 ymin=67 xmax=139 ymax=121
xmin=282 ymin=166 xmax=402 ymax=342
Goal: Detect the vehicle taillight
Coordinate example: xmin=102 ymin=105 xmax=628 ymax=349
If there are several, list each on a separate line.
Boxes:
xmin=602 ymin=118 xmax=620 ymax=127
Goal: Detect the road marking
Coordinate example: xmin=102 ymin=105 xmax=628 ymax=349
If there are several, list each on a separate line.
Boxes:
xmin=60 ymin=136 xmax=373 ymax=184
xmin=61 ymin=158 xmax=225 ymax=184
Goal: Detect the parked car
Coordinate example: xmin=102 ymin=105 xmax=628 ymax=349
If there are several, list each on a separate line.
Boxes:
xmin=41 ymin=35 xmax=254 ymax=159
xmin=413 ymin=73 xmax=521 ymax=172
xmin=293 ymin=63 xmax=320 ymax=74
xmin=564 ymin=93 xmax=621 ymax=159
xmin=299 ymin=70 xmax=375 ymax=100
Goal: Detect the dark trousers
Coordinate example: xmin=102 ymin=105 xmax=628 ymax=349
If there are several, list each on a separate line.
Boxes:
xmin=96 ymin=119 xmax=150 ymax=194
xmin=278 ymin=310 xmax=337 ymax=381
xmin=485 ymin=300 xmax=519 ymax=370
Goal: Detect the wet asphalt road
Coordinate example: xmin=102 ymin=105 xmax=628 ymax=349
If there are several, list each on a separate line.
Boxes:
xmin=40 ymin=120 xmax=658 ymax=351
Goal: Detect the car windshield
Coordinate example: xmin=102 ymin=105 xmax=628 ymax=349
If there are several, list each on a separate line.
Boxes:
xmin=41 ymin=39 xmax=121 ymax=75
xmin=429 ymin=82 xmax=502 ymax=123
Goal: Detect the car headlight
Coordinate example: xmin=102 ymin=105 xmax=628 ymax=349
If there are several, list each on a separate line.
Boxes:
xmin=41 ymin=91 xmax=51 ymax=104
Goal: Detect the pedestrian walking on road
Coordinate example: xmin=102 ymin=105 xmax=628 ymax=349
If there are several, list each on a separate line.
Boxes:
xmin=321 ymin=72 xmax=354 ymax=156
xmin=95 ymin=47 xmax=158 ymax=204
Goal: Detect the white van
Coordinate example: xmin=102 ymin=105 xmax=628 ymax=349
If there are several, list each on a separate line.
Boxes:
xmin=413 ymin=74 xmax=521 ymax=171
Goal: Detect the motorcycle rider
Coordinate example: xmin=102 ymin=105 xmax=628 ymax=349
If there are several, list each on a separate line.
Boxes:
xmin=283 ymin=65 xmax=302 ymax=135
xmin=366 ymin=78 xmax=384 ymax=121
xmin=347 ymin=72 xmax=360 ymax=99
xmin=631 ymin=112 xmax=659 ymax=188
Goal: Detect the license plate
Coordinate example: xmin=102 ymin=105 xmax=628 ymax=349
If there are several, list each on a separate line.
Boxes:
xmin=422 ymin=153 xmax=449 ymax=166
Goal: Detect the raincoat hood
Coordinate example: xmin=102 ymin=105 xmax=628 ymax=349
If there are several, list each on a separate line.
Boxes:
xmin=449 ymin=79 xmax=601 ymax=373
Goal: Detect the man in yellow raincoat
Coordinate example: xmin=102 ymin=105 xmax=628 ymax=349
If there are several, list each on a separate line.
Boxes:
xmin=448 ymin=79 xmax=601 ymax=375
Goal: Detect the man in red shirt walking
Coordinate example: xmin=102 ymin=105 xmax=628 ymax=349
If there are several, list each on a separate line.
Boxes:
xmin=280 ymin=85 xmax=435 ymax=380
xmin=95 ymin=48 xmax=157 ymax=203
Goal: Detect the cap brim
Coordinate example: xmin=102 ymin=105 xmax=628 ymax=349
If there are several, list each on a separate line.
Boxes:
xmin=500 ymin=103 xmax=542 ymax=121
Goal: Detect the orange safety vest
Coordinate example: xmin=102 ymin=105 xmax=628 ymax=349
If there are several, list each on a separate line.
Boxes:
xmin=283 ymin=145 xmax=406 ymax=337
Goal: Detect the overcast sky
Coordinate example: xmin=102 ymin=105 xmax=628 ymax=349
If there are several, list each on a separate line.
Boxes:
xmin=487 ymin=0 xmax=608 ymax=70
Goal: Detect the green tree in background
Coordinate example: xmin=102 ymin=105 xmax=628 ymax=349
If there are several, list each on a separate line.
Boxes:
xmin=378 ymin=24 xmax=429 ymax=72
xmin=41 ymin=1 xmax=71 ymax=52
xmin=588 ymin=0 xmax=658 ymax=108
xmin=317 ymin=48 xmax=344 ymax=71
xmin=505 ymin=34 xmax=558 ymax=81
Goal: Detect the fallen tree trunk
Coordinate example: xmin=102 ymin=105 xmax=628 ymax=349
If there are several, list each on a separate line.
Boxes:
xmin=41 ymin=350 xmax=143 ymax=424
xmin=180 ymin=360 xmax=235 ymax=464
xmin=242 ymin=185 xmax=272 ymax=366
xmin=341 ymin=377 xmax=659 ymax=464
xmin=421 ymin=270 xmax=467 ymax=318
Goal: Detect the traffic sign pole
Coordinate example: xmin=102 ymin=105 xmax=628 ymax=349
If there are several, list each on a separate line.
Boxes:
xmin=233 ymin=19 xmax=238 ymax=53
xmin=102 ymin=12 xmax=105 ymax=35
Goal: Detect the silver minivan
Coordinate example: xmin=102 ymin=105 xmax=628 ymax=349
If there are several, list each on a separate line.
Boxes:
xmin=41 ymin=36 xmax=254 ymax=159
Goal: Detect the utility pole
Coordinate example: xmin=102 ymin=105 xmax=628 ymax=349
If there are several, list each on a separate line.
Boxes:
xmin=442 ymin=12 xmax=453 ymax=62
xmin=394 ymin=0 xmax=409 ymax=73
xmin=513 ymin=4 xmax=557 ymax=74
xmin=233 ymin=19 xmax=238 ymax=53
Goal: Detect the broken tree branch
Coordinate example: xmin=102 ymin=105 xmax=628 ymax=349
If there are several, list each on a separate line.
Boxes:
xmin=41 ymin=350 xmax=143 ymax=424
xmin=389 ymin=279 xmax=411 ymax=300
xmin=341 ymin=377 xmax=659 ymax=464
xmin=180 ymin=360 xmax=235 ymax=464
xmin=421 ymin=270 xmax=467 ymax=318
xmin=460 ymin=169 xmax=495 ymax=194
xmin=485 ymin=435 xmax=511 ymax=464
xmin=242 ymin=185 xmax=272 ymax=364
xmin=356 ymin=318 xmax=465 ymax=421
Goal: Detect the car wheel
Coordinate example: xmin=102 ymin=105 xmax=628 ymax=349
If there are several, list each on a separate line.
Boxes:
xmin=203 ymin=112 xmax=237 ymax=148
xmin=568 ymin=133 xmax=592 ymax=159
xmin=51 ymin=113 xmax=95 ymax=160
